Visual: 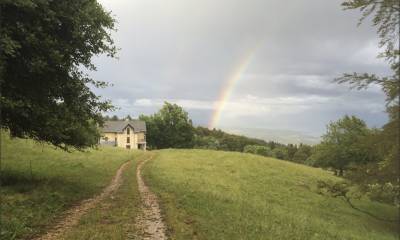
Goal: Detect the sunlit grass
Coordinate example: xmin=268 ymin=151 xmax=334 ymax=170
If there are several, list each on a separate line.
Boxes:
xmin=143 ymin=149 xmax=399 ymax=240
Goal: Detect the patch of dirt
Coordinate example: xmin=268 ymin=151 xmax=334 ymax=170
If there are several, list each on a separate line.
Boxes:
xmin=134 ymin=155 xmax=167 ymax=240
xmin=35 ymin=161 xmax=132 ymax=240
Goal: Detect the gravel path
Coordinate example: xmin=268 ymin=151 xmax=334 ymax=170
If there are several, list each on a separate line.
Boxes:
xmin=135 ymin=155 xmax=167 ymax=240
xmin=35 ymin=161 xmax=131 ymax=240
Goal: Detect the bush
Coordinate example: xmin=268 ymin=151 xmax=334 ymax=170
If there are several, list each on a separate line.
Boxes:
xmin=244 ymin=145 xmax=272 ymax=157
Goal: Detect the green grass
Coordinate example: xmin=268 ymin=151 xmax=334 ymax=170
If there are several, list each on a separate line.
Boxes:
xmin=62 ymin=152 xmax=147 ymax=240
xmin=0 ymin=133 xmax=136 ymax=240
xmin=143 ymin=149 xmax=399 ymax=240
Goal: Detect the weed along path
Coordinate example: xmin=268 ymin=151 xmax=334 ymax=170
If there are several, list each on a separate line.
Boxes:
xmin=35 ymin=160 xmax=132 ymax=240
xmin=135 ymin=154 xmax=168 ymax=240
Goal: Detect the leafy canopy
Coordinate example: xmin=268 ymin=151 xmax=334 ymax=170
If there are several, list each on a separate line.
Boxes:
xmin=139 ymin=102 xmax=195 ymax=149
xmin=336 ymin=0 xmax=399 ymax=104
xmin=333 ymin=0 xmax=399 ymax=204
xmin=0 ymin=0 xmax=116 ymax=149
xmin=311 ymin=115 xmax=375 ymax=175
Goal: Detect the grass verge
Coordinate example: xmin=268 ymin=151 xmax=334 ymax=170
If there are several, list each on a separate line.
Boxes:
xmin=143 ymin=149 xmax=399 ymax=240
xmin=0 ymin=132 xmax=136 ymax=240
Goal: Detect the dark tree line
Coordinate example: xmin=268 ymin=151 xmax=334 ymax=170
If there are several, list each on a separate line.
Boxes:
xmin=136 ymin=102 xmax=313 ymax=164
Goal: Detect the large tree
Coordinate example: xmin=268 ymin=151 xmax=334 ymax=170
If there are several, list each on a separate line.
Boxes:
xmin=337 ymin=0 xmax=399 ymax=103
xmin=139 ymin=102 xmax=195 ymax=149
xmin=0 ymin=0 xmax=116 ymax=149
xmin=335 ymin=0 xmax=399 ymax=204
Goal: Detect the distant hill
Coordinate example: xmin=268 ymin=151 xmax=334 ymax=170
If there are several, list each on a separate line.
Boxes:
xmin=225 ymin=127 xmax=321 ymax=145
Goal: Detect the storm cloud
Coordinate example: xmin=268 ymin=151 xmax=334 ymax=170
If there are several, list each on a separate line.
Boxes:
xmin=91 ymin=0 xmax=389 ymax=138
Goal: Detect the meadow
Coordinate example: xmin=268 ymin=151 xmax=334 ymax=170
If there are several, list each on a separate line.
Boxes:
xmin=143 ymin=149 xmax=399 ymax=240
xmin=0 ymin=132 xmax=137 ymax=240
xmin=62 ymin=156 xmax=142 ymax=240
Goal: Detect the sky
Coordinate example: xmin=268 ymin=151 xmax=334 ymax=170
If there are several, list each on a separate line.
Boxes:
xmin=91 ymin=0 xmax=390 ymax=139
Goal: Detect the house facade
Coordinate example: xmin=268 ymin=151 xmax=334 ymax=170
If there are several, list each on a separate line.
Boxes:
xmin=100 ymin=120 xmax=146 ymax=150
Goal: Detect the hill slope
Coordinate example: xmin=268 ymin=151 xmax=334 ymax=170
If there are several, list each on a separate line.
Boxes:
xmin=0 ymin=133 xmax=139 ymax=239
xmin=143 ymin=149 xmax=399 ymax=240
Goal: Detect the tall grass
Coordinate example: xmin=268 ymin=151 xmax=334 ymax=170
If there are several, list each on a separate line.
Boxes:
xmin=0 ymin=132 xmax=135 ymax=239
xmin=143 ymin=149 xmax=399 ymax=240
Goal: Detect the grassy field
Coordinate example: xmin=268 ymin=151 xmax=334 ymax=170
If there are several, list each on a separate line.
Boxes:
xmin=62 ymin=152 xmax=145 ymax=240
xmin=0 ymin=132 xmax=137 ymax=240
xmin=143 ymin=149 xmax=399 ymax=240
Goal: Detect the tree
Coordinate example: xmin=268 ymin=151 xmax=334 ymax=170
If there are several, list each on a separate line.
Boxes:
xmin=110 ymin=115 xmax=119 ymax=121
xmin=243 ymin=145 xmax=272 ymax=157
xmin=0 ymin=0 xmax=116 ymax=149
xmin=292 ymin=144 xmax=312 ymax=164
xmin=337 ymin=0 xmax=399 ymax=104
xmin=193 ymin=126 xmax=269 ymax=152
xmin=334 ymin=0 xmax=399 ymax=204
xmin=139 ymin=102 xmax=195 ymax=149
xmin=272 ymin=147 xmax=288 ymax=160
xmin=311 ymin=116 xmax=375 ymax=176
xmin=286 ymin=144 xmax=298 ymax=161
xmin=125 ymin=115 xmax=133 ymax=120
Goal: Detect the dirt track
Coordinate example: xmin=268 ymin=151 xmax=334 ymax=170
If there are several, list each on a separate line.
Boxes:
xmin=135 ymin=155 xmax=167 ymax=240
xmin=35 ymin=161 xmax=131 ymax=240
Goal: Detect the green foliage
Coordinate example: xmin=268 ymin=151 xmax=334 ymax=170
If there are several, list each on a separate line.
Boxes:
xmin=337 ymin=0 xmax=399 ymax=104
xmin=292 ymin=144 xmax=312 ymax=164
xmin=286 ymin=144 xmax=299 ymax=160
xmin=139 ymin=102 xmax=195 ymax=149
xmin=111 ymin=115 xmax=119 ymax=121
xmin=143 ymin=149 xmax=399 ymax=240
xmin=194 ymin=126 xmax=280 ymax=152
xmin=0 ymin=132 xmax=136 ymax=239
xmin=317 ymin=180 xmax=398 ymax=222
xmin=334 ymin=0 xmax=399 ymax=205
xmin=243 ymin=145 xmax=272 ymax=157
xmin=311 ymin=115 xmax=375 ymax=175
xmin=0 ymin=0 xmax=116 ymax=149
xmin=272 ymin=146 xmax=289 ymax=160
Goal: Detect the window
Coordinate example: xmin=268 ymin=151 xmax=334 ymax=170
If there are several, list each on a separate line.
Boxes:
xmin=127 ymin=137 xmax=130 ymax=143
xmin=127 ymin=128 xmax=130 ymax=134
xmin=126 ymin=145 xmax=130 ymax=149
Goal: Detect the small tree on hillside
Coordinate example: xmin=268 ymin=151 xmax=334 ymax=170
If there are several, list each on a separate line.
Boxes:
xmin=312 ymin=115 xmax=375 ymax=176
xmin=272 ymin=147 xmax=288 ymax=160
xmin=244 ymin=145 xmax=272 ymax=157
xmin=292 ymin=144 xmax=312 ymax=164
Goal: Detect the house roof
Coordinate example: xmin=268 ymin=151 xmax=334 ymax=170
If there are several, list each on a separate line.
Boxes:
xmin=102 ymin=120 xmax=146 ymax=133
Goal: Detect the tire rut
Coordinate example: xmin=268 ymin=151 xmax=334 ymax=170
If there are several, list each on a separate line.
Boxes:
xmin=35 ymin=161 xmax=131 ymax=240
xmin=134 ymin=155 xmax=167 ymax=240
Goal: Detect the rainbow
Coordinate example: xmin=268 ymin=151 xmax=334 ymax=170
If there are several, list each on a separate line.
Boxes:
xmin=208 ymin=48 xmax=258 ymax=129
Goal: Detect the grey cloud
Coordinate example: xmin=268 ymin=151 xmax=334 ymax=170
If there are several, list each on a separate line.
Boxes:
xmin=93 ymin=0 xmax=389 ymax=136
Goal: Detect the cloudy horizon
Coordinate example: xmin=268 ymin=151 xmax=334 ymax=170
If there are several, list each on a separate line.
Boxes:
xmin=90 ymin=0 xmax=389 ymax=140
